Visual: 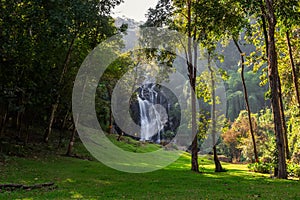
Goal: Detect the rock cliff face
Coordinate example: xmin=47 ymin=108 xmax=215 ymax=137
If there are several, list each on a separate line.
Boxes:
xmin=130 ymin=83 xmax=181 ymax=143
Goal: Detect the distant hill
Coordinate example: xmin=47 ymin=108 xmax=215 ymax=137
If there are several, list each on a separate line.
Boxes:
xmin=114 ymin=16 xmax=144 ymax=30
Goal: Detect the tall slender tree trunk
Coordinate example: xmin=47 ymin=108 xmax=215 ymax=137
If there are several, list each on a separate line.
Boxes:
xmin=233 ymin=39 xmax=259 ymax=163
xmin=0 ymin=104 xmax=8 ymax=136
xmin=208 ymin=53 xmax=223 ymax=172
xmin=187 ymin=0 xmax=199 ymax=172
xmin=44 ymin=103 xmax=58 ymax=143
xmin=260 ymin=0 xmax=269 ymax=55
xmin=286 ymin=31 xmax=300 ymax=106
xmin=61 ymin=110 xmax=70 ymax=130
xmin=106 ymin=85 xmax=113 ymax=134
xmin=278 ymin=79 xmax=289 ymax=159
xmin=265 ymin=0 xmax=287 ymax=179
xmin=279 ymin=30 xmax=300 ymax=160
xmin=58 ymin=110 xmax=70 ymax=148
xmin=66 ymin=116 xmax=77 ymax=156
xmin=44 ymin=38 xmax=75 ymax=143
xmin=66 ymin=70 xmax=87 ymax=156
xmin=260 ymin=0 xmax=289 ymax=161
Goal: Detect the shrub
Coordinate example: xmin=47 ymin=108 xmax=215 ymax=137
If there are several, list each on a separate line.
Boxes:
xmin=248 ymin=162 xmax=272 ymax=174
xmin=287 ymin=162 xmax=300 ymax=178
xmin=249 ymin=161 xmax=300 ymax=177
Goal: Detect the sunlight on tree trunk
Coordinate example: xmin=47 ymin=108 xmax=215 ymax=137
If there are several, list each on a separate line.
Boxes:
xmin=208 ymin=53 xmax=223 ymax=172
xmin=260 ymin=0 xmax=289 ymax=162
xmin=265 ymin=0 xmax=287 ymax=179
xmin=278 ymin=80 xmax=289 ymax=160
xmin=186 ymin=0 xmax=199 ymax=173
xmin=233 ymin=39 xmax=259 ymax=163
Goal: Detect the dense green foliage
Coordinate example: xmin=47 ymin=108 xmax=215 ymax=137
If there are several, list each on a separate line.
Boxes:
xmin=145 ymin=0 xmax=300 ymax=178
xmin=0 ymin=0 xmax=122 ymax=144
xmin=1 ymin=2 xmax=300 ymax=198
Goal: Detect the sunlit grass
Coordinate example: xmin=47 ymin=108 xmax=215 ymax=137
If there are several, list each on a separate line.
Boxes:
xmin=106 ymin=134 xmax=161 ymax=153
xmin=0 ymin=136 xmax=299 ymax=199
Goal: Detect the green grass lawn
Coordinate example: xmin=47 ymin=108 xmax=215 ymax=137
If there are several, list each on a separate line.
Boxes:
xmin=0 ymin=136 xmax=299 ymax=199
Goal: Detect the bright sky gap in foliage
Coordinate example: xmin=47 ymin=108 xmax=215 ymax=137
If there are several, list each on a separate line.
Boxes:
xmin=112 ymin=0 xmax=159 ymax=21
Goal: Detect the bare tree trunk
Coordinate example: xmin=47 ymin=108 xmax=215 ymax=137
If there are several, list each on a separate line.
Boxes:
xmin=109 ymin=110 xmax=113 ymax=134
xmin=190 ymin=55 xmax=198 ymax=173
xmin=106 ymin=85 xmax=113 ymax=134
xmin=278 ymin=80 xmax=289 ymax=159
xmin=208 ymin=53 xmax=223 ymax=172
xmin=260 ymin=0 xmax=289 ymax=161
xmin=265 ymin=0 xmax=287 ymax=179
xmin=66 ymin=118 xmax=77 ymax=156
xmin=57 ymin=110 xmax=70 ymax=148
xmin=284 ymin=30 xmax=300 ymax=159
xmin=22 ymin=109 xmax=34 ymax=145
xmin=44 ymin=38 xmax=75 ymax=143
xmin=286 ymin=31 xmax=300 ymax=106
xmin=24 ymin=119 xmax=30 ymax=145
xmin=260 ymin=0 xmax=269 ymax=55
xmin=187 ymin=0 xmax=199 ymax=173
xmin=61 ymin=110 xmax=70 ymax=130
xmin=233 ymin=39 xmax=259 ymax=163
xmin=0 ymin=106 xmax=8 ymax=136
xmin=44 ymin=103 xmax=58 ymax=143
xmin=66 ymin=70 xmax=88 ymax=155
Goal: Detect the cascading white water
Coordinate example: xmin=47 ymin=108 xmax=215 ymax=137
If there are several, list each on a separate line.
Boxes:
xmin=138 ymin=84 xmax=167 ymax=143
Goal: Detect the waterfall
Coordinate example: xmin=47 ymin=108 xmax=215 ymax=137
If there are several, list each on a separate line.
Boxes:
xmin=138 ymin=84 xmax=168 ymax=143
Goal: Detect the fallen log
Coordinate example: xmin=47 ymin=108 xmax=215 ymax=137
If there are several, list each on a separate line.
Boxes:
xmin=0 ymin=182 xmax=55 ymax=191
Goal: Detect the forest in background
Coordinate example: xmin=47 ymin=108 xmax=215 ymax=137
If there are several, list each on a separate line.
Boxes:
xmin=1 ymin=0 xmax=300 ymax=179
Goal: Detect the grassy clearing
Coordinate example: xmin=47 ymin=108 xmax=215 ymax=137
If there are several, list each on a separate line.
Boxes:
xmin=0 ymin=136 xmax=299 ymax=199
xmin=106 ymin=134 xmax=161 ymax=153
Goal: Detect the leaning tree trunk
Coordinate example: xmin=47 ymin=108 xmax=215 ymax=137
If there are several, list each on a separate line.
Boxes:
xmin=66 ymin=118 xmax=77 ymax=156
xmin=278 ymin=79 xmax=289 ymax=159
xmin=260 ymin=0 xmax=269 ymax=55
xmin=265 ymin=0 xmax=287 ymax=179
xmin=66 ymin=67 xmax=88 ymax=156
xmin=286 ymin=31 xmax=300 ymax=106
xmin=285 ymin=31 xmax=300 ymax=158
xmin=233 ymin=39 xmax=259 ymax=163
xmin=44 ymin=38 xmax=75 ymax=143
xmin=208 ymin=53 xmax=223 ymax=172
xmin=57 ymin=109 xmax=70 ymax=148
